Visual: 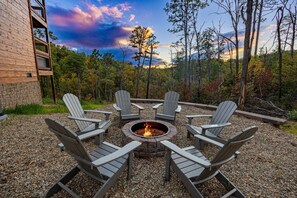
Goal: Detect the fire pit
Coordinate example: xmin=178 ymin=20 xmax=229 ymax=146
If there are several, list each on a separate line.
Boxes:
xmin=122 ymin=120 xmax=177 ymax=157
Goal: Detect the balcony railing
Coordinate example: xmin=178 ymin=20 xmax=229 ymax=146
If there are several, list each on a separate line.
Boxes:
xmin=30 ymin=0 xmax=46 ymax=20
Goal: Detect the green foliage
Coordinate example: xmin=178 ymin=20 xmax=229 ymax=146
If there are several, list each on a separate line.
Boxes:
xmin=3 ymin=100 xmax=109 ymax=115
xmin=279 ymin=121 xmax=297 ymax=135
xmin=288 ymin=110 xmax=297 ymax=120
xmin=44 ymin=30 xmax=297 ymax=112
xmin=3 ymin=104 xmax=67 ymax=115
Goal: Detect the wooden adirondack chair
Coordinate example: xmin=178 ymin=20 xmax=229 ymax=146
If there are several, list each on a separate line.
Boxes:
xmin=186 ymin=101 xmax=237 ymax=145
xmin=161 ymin=126 xmax=257 ymax=198
xmin=153 ymin=91 xmax=181 ymax=122
xmin=113 ymin=90 xmax=144 ymax=121
xmin=44 ymin=118 xmax=141 ymax=198
xmin=63 ymin=93 xmax=112 ymax=138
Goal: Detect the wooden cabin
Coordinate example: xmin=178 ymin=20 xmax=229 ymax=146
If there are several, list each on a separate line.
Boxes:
xmin=0 ymin=0 xmax=55 ymax=109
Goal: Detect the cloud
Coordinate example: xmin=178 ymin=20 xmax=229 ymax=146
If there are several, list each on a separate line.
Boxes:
xmin=129 ymin=14 xmax=135 ymax=21
xmin=48 ymin=3 xmax=132 ymax=28
xmin=47 ymin=5 xmax=134 ymax=49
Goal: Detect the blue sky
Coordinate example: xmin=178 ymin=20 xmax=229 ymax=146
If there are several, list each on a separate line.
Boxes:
xmin=46 ymin=0 xmax=280 ymax=66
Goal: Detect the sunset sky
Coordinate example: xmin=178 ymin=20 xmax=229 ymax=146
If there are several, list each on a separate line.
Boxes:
xmin=46 ymin=0 xmax=282 ymax=66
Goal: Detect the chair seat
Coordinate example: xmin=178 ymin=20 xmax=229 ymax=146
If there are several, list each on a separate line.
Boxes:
xmin=121 ymin=114 xmax=140 ymax=120
xmin=186 ymin=125 xmax=217 ymax=138
xmin=171 ymin=146 xmax=209 ymax=179
xmin=89 ymin=142 xmax=128 ymax=178
xmin=155 ymin=113 xmax=175 ymax=121
xmin=81 ymin=120 xmax=111 ymax=133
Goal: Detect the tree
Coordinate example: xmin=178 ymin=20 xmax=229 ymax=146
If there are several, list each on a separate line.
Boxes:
xmin=89 ymin=49 xmax=102 ymax=100
xmin=213 ymin=0 xmax=244 ymax=76
xmin=145 ymin=35 xmax=159 ymax=99
xmin=201 ymin=28 xmax=215 ymax=81
xmin=119 ymin=45 xmax=130 ymax=89
xmin=102 ymin=53 xmax=114 ymax=101
xmin=165 ymin=0 xmax=207 ymax=100
xmin=238 ymin=0 xmax=253 ymax=108
xmin=254 ymin=0 xmax=264 ymax=56
xmin=129 ymin=26 xmax=153 ymax=97
xmin=212 ymin=20 xmax=225 ymax=83
xmin=284 ymin=1 xmax=297 ymax=58
xmin=275 ymin=6 xmax=285 ymax=101
xmin=65 ymin=52 xmax=85 ymax=100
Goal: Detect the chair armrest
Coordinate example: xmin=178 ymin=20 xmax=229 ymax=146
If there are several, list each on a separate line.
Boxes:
xmin=201 ymin=122 xmax=231 ymax=130
xmin=84 ymin=110 xmax=112 ymax=120
xmin=131 ymin=103 xmax=144 ymax=110
xmin=200 ymin=122 xmax=231 ymax=135
xmin=68 ymin=116 xmax=101 ymax=123
xmin=175 ymin=105 xmax=181 ymax=113
xmin=153 ymin=103 xmax=163 ymax=109
xmin=58 ymin=129 xmax=106 ymax=150
xmin=161 ymin=140 xmax=211 ymax=168
xmin=194 ymin=134 xmax=239 ymax=156
xmin=78 ymin=129 xmax=105 ymax=141
xmin=84 ymin=110 xmax=112 ymax=115
xmin=92 ymin=141 xmax=141 ymax=167
xmin=194 ymin=134 xmax=225 ymax=148
xmin=113 ymin=104 xmax=122 ymax=112
xmin=186 ymin=114 xmax=213 ymax=124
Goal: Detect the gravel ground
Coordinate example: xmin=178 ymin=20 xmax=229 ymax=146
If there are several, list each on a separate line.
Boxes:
xmin=0 ymin=103 xmax=297 ymax=197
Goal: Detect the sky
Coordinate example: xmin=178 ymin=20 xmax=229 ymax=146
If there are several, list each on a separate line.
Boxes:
xmin=45 ymin=0 xmax=282 ymax=67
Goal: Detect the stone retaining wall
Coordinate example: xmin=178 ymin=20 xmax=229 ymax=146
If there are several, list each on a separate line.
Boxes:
xmin=0 ymin=81 xmax=42 ymax=109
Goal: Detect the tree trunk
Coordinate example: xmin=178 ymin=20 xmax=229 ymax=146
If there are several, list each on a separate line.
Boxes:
xmin=135 ymin=65 xmax=140 ymax=98
xmin=104 ymin=67 xmax=109 ymax=101
xmin=290 ymin=6 xmax=296 ymax=58
xmin=146 ymin=44 xmax=153 ymax=99
xmin=120 ymin=52 xmax=126 ymax=90
xmin=238 ymin=0 xmax=253 ymax=109
xmin=235 ymin=33 xmax=239 ymax=76
xmin=254 ymin=0 xmax=263 ymax=56
xmin=276 ymin=8 xmax=284 ymax=101
xmin=250 ymin=0 xmax=258 ymax=50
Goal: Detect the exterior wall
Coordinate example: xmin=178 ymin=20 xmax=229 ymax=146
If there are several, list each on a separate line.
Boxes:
xmin=0 ymin=81 xmax=42 ymax=108
xmin=0 ymin=0 xmax=42 ymax=108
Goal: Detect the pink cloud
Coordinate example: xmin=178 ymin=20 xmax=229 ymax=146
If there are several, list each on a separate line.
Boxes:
xmin=118 ymin=3 xmax=132 ymax=11
xmin=129 ymin=14 xmax=135 ymax=21
xmin=49 ymin=3 xmax=132 ymax=28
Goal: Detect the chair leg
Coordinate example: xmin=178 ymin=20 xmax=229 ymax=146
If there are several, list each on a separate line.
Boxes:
xmin=187 ymin=130 xmax=191 ymax=138
xmin=215 ymin=171 xmax=245 ymax=198
xmin=127 ymin=152 xmax=134 ymax=180
xmin=164 ymin=149 xmax=171 ymax=181
xmin=44 ymin=166 xmax=80 ymax=198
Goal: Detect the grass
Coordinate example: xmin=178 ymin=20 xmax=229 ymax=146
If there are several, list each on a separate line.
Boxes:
xmin=279 ymin=121 xmax=297 ymax=135
xmin=3 ymin=98 xmax=110 ymax=115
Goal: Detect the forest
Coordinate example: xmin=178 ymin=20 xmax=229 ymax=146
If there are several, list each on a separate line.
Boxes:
xmin=41 ymin=0 xmax=296 ymax=119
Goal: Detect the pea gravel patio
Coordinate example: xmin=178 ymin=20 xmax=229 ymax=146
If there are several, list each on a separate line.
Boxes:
xmin=0 ymin=103 xmax=296 ymax=197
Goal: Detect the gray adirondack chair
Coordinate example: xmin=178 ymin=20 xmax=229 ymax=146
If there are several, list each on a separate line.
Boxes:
xmin=63 ymin=93 xmax=112 ymax=138
xmin=153 ymin=91 xmax=181 ymax=122
xmin=113 ymin=90 xmax=144 ymax=120
xmin=161 ymin=126 xmax=257 ymax=198
xmin=44 ymin=118 xmax=141 ymax=198
xmin=186 ymin=101 xmax=237 ymax=144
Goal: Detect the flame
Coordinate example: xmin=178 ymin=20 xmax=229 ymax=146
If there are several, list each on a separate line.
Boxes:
xmin=143 ymin=123 xmax=152 ymax=137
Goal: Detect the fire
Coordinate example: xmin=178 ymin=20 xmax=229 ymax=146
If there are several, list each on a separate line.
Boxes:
xmin=143 ymin=122 xmax=152 ymax=137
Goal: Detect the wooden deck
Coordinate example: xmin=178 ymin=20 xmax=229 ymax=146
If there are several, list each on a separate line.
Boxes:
xmin=131 ymin=99 xmax=287 ymax=126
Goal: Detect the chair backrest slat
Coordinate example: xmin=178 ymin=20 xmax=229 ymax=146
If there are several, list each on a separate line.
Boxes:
xmin=63 ymin=93 xmax=89 ymax=131
xmin=197 ymin=126 xmax=257 ymax=181
xmin=163 ymin=91 xmax=179 ymax=116
xmin=45 ymin=118 xmax=102 ymax=178
xmin=115 ymin=90 xmax=131 ymax=115
xmin=209 ymin=101 xmax=237 ymax=136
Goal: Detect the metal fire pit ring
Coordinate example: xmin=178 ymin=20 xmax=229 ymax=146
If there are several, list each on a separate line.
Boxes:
xmin=121 ymin=119 xmax=177 ymax=158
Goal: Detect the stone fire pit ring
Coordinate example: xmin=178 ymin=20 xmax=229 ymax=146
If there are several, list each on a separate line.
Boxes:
xmin=121 ymin=119 xmax=177 ymax=158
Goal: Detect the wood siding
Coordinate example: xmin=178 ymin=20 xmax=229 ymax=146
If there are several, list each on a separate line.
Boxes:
xmin=0 ymin=0 xmax=38 ymax=84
